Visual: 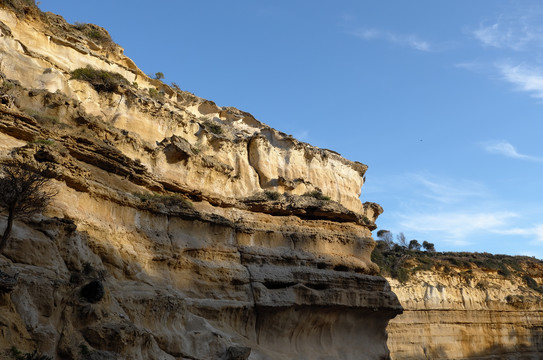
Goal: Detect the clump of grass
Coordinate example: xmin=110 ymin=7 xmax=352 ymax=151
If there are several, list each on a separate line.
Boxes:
xmin=0 ymin=80 xmax=15 ymax=93
xmin=264 ymin=190 xmax=281 ymax=201
xmin=2 ymin=0 xmax=40 ymax=17
xmin=73 ymin=22 xmax=112 ymax=44
xmin=303 ymin=190 xmax=331 ymax=201
xmin=135 ymin=192 xmax=192 ymax=208
xmin=29 ymin=138 xmax=55 ymax=146
xmin=148 ymin=88 xmax=163 ymax=100
xmin=71 ymin=66 xmax=128 ymax=92
xmin=23 ymin=108 xmax=59 ymax=125
xmin=203 ymin=120 xmax=223 ymax=135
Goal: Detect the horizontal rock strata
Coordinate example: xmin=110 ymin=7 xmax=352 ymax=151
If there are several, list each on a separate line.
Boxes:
xmin=0 ymin=3 xmax=401 ymax=359
xmin=387 ymin=263 xmax=543 ymax=359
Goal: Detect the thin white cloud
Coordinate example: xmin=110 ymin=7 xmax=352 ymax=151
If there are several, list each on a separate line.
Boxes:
xmin=483 ymin=140 xmax=543 ymax=162
xmin=398 ymin=211 xmax=518 ymax=245
xmin=473 ymin=23 xmax=527 ymax=50
xmin=498 ymin=63 xmax=543 ymax=99
xmin=473 ymin=13 xmax=543 ymax=51
xmin=493 ymin=224 xmax=543 ymax=243
xmin=352 ymin=28 xmax=431 ymax=52
xmin=412 ymin=174 xmax=487 ymax=204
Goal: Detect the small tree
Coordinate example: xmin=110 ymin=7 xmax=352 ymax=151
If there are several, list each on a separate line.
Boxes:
xmin=153 ymin=72 xmax=164 ymax=80
xmin=171 ymin=82 xmax=181 ymax=91
xmin=408 ymin=239 xmax=422 ymax=251
xmin=0 ymin=162 xmax=56 ymax=251
xmin=422 ymin=241 xmax=436 ymax=252
xmin=376 ymin=230 xmax=393 ymax=250
xmin=396 ymin=232 xmax=407 ymax=248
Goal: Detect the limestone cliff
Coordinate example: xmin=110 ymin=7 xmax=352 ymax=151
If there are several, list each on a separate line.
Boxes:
xmin=378 ymin=248 xmax=543 ymax=359
xmin=0 ymin=2 xmax=401 ymax=359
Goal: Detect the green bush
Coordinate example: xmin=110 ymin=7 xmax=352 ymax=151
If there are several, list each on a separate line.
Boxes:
xmin=394 ymin=267 xmax=409 ymax=283
xmin=2 ymin=0 xmax=39 ymax=16
xmin=148 ymin=88 xmax=163 ymax=100
xmin=71 ymin=66 xmax=128 ymax=92
xmin=0 ymin=80 xmax=15 ymax=93
xmin=203 ymin=120 xmax=223 ymax=135
xmin=303 ymin=190 xmax=331 ymax=201
xmin=29 ymin=138 xmax=55 ymax=146
xmin=73 ymin=22 xmax=112 ymax=44
xmin=264 ymin=191 xmax=280 ymax=201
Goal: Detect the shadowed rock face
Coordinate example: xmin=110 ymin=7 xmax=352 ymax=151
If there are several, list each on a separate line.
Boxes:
xmin=0 ymin=3 xmax=401 ymax=359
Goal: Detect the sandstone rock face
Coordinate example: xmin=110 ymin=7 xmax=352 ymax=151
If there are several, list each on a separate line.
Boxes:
xmin=387 ymin=267 xmax=543 ymax=359
xmin=0 ymin=4 xmax=400 ymax=359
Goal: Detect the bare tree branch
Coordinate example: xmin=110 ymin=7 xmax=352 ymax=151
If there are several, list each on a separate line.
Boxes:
xmin=0 ymin=161 xmax=57 ymax=251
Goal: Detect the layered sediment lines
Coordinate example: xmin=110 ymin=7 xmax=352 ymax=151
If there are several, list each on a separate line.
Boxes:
xmin=0 ymin=4 xmax=400 ymax=359
xmin=387 ymin=270 xmax=543 ymax=359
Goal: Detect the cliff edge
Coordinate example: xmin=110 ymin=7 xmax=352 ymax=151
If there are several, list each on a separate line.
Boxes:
xmin=0 ymin=2 xmax=401 ymax=359
xmin=374 ymin=246 xmax=543 ymax=359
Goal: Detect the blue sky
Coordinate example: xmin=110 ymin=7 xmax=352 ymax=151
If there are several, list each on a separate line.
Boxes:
xmin=38 ymin=1 xmax=543 ymax=258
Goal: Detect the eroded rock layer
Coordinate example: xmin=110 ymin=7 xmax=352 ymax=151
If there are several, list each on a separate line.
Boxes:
xmin=386 ymin=259 xmax=543 ymax=359
xmin=0 ymin=3 xmax=401 ymax=359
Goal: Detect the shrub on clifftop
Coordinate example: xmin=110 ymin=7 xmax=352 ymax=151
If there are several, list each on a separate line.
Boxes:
xmin=71 ymin=66 xmax=128 ymax=93
xmin=303 ymin=190 xmax=331 ymax=201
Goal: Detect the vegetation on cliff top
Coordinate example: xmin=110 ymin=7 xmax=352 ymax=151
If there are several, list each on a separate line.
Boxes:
xmin=1 ymin=0 xmax=116 ymax=47
xmin=73 ymin=22 xmax=113 ymax=45
xmin=372 ymin=230 xmax=543 ymax=290
xmin=0 ymin=0 xmax=38 ymax=16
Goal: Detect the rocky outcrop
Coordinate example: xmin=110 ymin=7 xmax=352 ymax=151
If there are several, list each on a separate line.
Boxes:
xmin=384 ymin=254 xmax=543 ymax=359
xmin=0 ymin=3 xmax=400 ymax=359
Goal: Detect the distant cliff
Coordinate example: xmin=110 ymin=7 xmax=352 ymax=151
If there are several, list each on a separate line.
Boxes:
xmin=0 ymin=2 xmax=401 ymax=359
xmin=373 ymin=245 xmax=543 ymax=359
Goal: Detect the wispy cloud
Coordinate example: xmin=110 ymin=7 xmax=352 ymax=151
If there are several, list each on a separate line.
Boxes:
xmin=473 ymin=13 xmax=543 ymax=51
xmin=498 ymin=63 xmax=543 ymax=99
xmin=411 ymin=174 xmax=487 ymax=204
xmin=352 ymin=28 xmax=431 ymax=52
xmin=473 ymin=23 xmax=528 ymax=50
xmin=483 ymin=140 xmax=543 ymax=162
xmin=493 ymin=224 xmax=543 ymax=243
xmin=398 ymin=211 xmax=518 ymax=245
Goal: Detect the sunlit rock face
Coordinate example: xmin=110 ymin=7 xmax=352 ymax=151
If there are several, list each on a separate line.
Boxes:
xmin=0 ymin=3 xmax=401 ymax=359
xmin=387 ymin=266 xmax=543 ymax=360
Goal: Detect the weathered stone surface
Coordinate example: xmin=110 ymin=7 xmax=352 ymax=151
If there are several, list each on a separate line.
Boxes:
xmin=387 ymin=267 xmax=543 ymax=359
xmin=0 ymin=3 xmax=400 ymax=360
